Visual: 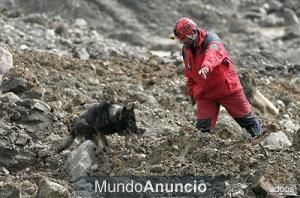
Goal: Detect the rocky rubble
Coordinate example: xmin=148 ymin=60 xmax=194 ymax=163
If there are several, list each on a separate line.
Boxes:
xmin=0 ymin=0 xmax=299 ymax=197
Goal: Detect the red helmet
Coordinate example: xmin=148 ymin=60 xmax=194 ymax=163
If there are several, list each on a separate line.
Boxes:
xmin=173 ymin=18 xmax=196 ymax=39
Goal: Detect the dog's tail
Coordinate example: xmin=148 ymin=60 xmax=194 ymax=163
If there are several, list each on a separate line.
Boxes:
xmin=55 ymin=120 xmax=78 ymax=153
xmin=55 ymin=129 xmax=76 ymax=153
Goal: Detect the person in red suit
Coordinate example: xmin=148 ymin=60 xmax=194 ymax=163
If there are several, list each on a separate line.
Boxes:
xmin=170 ymin=17 xmax=262 ymax=138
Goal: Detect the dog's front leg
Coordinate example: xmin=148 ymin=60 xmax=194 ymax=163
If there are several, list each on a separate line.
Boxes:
xmin=99 ymin=133 xmax=111 ymax=152
xmin=91 ymin=134 xmax=100 ymax=147
xmin=125 ymin=134 xmax=130 ymax=147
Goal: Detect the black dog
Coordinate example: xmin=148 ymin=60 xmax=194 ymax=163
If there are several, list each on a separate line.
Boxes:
xmin=56 ymin=101 xmax=144 ymax=153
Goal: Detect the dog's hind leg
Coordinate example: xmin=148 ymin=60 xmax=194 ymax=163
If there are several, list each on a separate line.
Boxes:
xmin=90 ymin=133 xmax=99 ymax=147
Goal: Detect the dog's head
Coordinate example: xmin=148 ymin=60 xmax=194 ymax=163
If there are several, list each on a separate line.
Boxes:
xmin=120 ymin=103 xmax=145 ymax=136
xmin=120 ymin=103 xmax=137 ymax=132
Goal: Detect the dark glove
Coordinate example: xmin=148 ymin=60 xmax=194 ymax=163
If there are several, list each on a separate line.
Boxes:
xmin=190 ymin=96 xmax=196 ymax=106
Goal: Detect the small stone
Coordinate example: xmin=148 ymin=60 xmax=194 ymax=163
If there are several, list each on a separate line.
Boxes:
xmin=38 ymin=149 xmax=50 ymax=158
xmin=0 ymin=92 xmax=21 ymax=103
xmin=263 ymin=131 xmax=292 ymax=150
xmin=0 ymin=167 xmax=10 ymax=175
xmin=21 ymin=180 xmax=37 ymax=196
xmin=249 ymin=157 xmax=258 ymax=167
xmin=90 ymin=164 xmax=98 ymax=171
xmin=150 ymin=165 xmax=164 ymax=173
xmin=32 ymin=99 xmax=51 ymax=112
xmin=15 ymin=132 xmax=30 ymax=146
xmin=172 ymin=145 xmax=179 ymax=150
xmin=232 ymin=190 xmax=244 ymax=197
xmin=225 ymin=181 xmax=230 ymax=187
xmin=277 ymin=100 xmax=285 ymax=108
xmin=182 ymin=164 xmax=196 ymax=175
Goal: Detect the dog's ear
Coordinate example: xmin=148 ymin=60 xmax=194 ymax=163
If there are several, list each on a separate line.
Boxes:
xmin=127 ymin=103 xmax=135 ymax=111
xmin=122 ymin=106 xmax=128 ymax=114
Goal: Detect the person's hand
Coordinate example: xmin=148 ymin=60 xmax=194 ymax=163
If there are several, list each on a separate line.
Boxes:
xmin=198 ymin=66 xmax=209 ymax=79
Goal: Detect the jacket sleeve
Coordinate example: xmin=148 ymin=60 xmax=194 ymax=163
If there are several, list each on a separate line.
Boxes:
xmin=182 ymin=48 xmax=195 ymax=97
xmin=201 ymin=41 xmax=227 ymax=72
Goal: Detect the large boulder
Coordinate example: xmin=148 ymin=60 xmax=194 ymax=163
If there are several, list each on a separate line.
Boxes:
xmin=67 ymin=140 xmax=96 ymax=178
xmin=36 ymin=178 xmax=70 ymax=198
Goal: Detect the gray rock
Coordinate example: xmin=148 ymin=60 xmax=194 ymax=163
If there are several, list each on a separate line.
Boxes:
xmin=293 ymin=128 xmax=300 ymax=150
xmin=0 ymin=145 xmax=36 ymax=169
xmin=0 ymin=183 xmax=19 ymax=198
xmin=265 ymin=0 xmax=282 ymax=12
xmin=15 ymin=131 xmax=30 ymax=146
xmin=24 ymin=122 xmax=50 ymax=135
xmin=8 ymin=131 xmax=18 ymax=142
xmin=150 ymin=165 xmax=164 ymax=173
xmin=130 ymin=91 xmax=157 ymax=105
xmin=129 ymin=83 xmax=144 ymax=92
xmin=280 ymin=118 xmax=299 ymax=132
xmin=21 ymin=180 xmax=37 ymax=197
xmin=74 ymin=18 xmax=88 ymax=29
xmin=215 ymin=110 xmax=244 ymax=140
xmin=0 ymin=146 xmax=19 ymax=167
xmin=108 ymin=31 xmax=146 ymax=46
xmin=282 ymin=0 xmax=297 ymax=10
xmin=259 ymin=14 xmax=285 ymax=27
xmin=232 ymin=190 xmax=244 ymax=197
xmin=22 ymin=88 xmax=45 ymax=99
xmin=252 ymin=176 xmax=273 ymax=197
xmin=146 ymin=94 xmax=158 ymax=105
xmin=73 ymin=47 xmax=90 ymax=60
xmin=282 ymin=25 xmax=300 ymax=40
xmin=0 ymin=92 xmax=21 ymax=103
xmin=0 ymin=47 xmax=13 ymax=84
xmin=243 ymin=11 xmax=264 ymax=20
xmin=32 ymin=99 xmax=51 ymax=113
xmin=36 ymin=178 xmax=70 ymax=198
xmin=22 ymin=13 xmax=49 ymax=26
xmin=262 ymin=131 xmax=292 ymax=150
xmin=38 ymin=149 xmax=50 ymax=158
xmin=0 ymin=77 xmax=31 ymax=94
xmin=281 ymin=8 xmax=299 ymax=26
xmin=67 ymin=140 xmax=96 ymax=177
xmin=0 ymin=167 xmax=10 ymax=175
xmin=22 ymin=111 xmax=49 ymax=123
xmin=182 ymin=164 xmax=196 ymax=175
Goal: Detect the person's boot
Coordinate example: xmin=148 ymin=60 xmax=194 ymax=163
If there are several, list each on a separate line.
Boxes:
xmin=196 ymin=118 xmax=211 ymax=133
xmin=234 ymin=113 xmax=262 ymax=137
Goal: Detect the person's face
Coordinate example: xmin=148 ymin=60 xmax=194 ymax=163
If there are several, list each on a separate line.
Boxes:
xmin=178 ymin=31 xmax=197 ymax=47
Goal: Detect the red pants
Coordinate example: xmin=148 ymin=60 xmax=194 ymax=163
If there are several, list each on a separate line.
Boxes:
xmin=196 ymin=89 xmax=251 ymax=128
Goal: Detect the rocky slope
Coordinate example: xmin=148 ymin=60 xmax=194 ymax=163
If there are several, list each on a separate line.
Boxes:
xmin=0 ymin=0 xmax=299 ymax=197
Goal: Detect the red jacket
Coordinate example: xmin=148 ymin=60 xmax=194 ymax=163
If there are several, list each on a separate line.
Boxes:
xmin=183 ymin=29 xmax=242 ymax=100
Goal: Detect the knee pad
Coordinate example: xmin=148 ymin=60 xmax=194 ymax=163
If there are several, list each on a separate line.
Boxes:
xmin=235 ymin=113 xmax=262 ymax=137
xmin=196 ymin=119 xmax=211 ymax=133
